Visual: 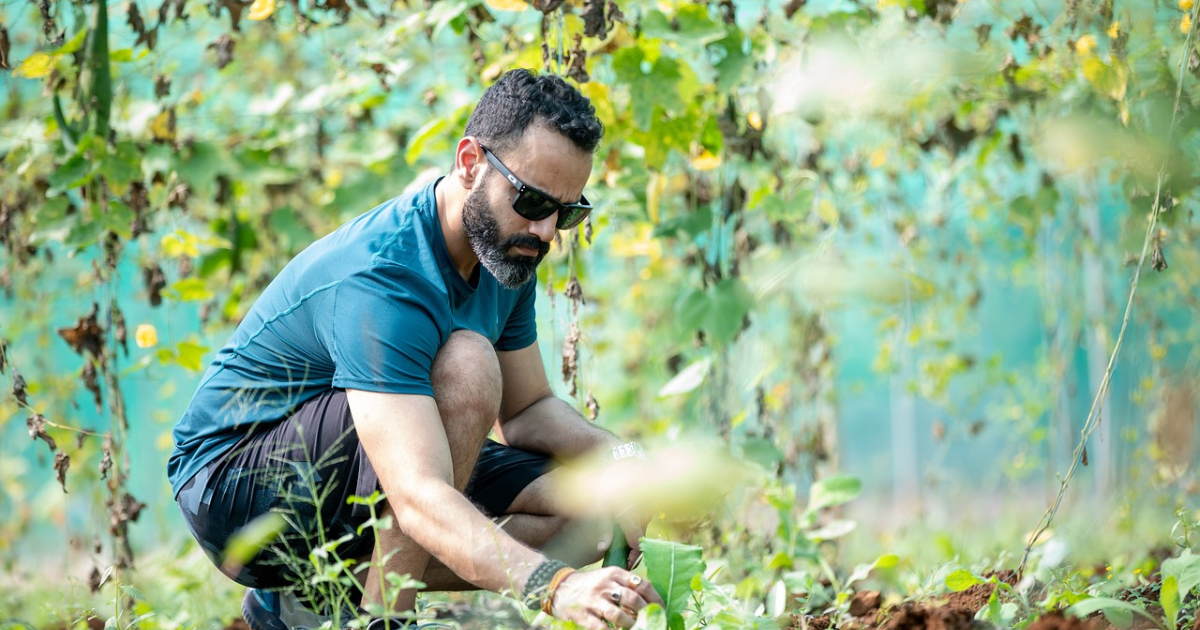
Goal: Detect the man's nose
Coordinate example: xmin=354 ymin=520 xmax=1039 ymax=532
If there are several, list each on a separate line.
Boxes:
xmin=529 ymin=213 xmax=557 ymax=242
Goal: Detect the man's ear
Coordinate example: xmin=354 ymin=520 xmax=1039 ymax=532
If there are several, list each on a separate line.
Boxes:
xmin=454 ymin=137 xmax=485 ymax=190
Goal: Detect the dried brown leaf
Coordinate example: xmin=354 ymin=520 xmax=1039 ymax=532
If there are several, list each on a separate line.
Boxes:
xmin=54 ymin=450 xmax=70 ymax=493
xmin=0 ymin=338 xmax=7 ymax=373
xmin=154 ymin=74 xmax=171 ymax=98
xmin=12 ymin=370 xmax=27 ymax=405
xmin=0 ymin=24 xmax=10 ymax=70
xmin=1153 ymin=242 xmax=1168 ymax=272
xmin=88 ymin=566 xmax=102 ymax=592
xmin=58 ymin=303 xmax=105 ymax=359
xmin=27 ymin=414 xmax=56 ymax=452
xmin=112 ymin=304 xmax=127 ymax=355
xmin=208 ymin=34 xmax=236 ymax=70
xmin=581 ymin=0 xmax=607 ymax=38
xmin=128 ymin=2 xmax=157 ymax=50
xmin=562 ymin=322 xmax=580 ymax=397
xmin=564 ymin=275 xmax=585 ymax=305
xmin=83 ymin=360 xmax=103 ymax=413
xmin=143 ymin=263 xmax=166 ymax=307
xmin=100 ymin=432 xmax=114 ymax=481
xmin=585 ymin=391 xmax=600 ymax=421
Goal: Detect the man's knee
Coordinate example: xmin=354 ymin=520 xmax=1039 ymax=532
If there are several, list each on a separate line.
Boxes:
xmin=431 ymin=330 xmax=502 ymax=424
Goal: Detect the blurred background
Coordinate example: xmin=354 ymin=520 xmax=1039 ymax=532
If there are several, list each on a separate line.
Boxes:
xmin=1 ymin=0 xmax=1199 ymax=624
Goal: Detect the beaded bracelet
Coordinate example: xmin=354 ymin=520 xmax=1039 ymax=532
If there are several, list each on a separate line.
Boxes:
xmin=522 ymin=559 xmax=571 ymax=610
xmin=541 ymin=566 xmax=577 ymax=616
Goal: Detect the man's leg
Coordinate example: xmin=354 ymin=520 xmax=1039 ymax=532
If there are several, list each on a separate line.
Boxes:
xmin=363 ymin=330 xmax=503 ymax=612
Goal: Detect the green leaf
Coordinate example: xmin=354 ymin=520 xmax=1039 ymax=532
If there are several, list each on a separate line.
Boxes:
xmin=120 ymin=584 xmax=147 ymax=601
xmin=1067 ymin=598 xmax=1157 ymax=628
xmin=631 ymin=603 xmax=667 ymax=630
xmin=944 ymin=569 xmax=982 ymax=592
xmin=109 ymin=48 xmax=134 ymax=62
xmin=806 ymin=474 xmax=861 ymax=511
xmin=99 ymin=142 xmax=143 ymax=193
xmin=169 ymin=278 xmax=213 ymax=302
xmin=1162 ymin=550 xmax=1200 ymax=604
xmin=53 ymin=28 xmax=89 ymax=55
xmin=1162 ymin=575 xmax=1179 ymax=630
xmin=221 ymin=512 xmax=288 ymax=568
xmin=612 ymin=45 xmax=684 ymax=130
xmin=175 ymin=341 xmax=210 ymax=371
xmin=102 ymin=201 xmax=135 ymax=239
xmin=49 ymin=155 xmax=93 ymax=190
xmin=642 ymin=539 xmax=705 ymax=630
xmin=405 ymin=117 xmax=450 ymax=165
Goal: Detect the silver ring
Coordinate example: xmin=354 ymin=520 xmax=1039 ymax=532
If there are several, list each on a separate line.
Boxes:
xmin=629 ymin=575 xmax=643 ymax=588
xmin=610 ymin=589 xmax=622 ymax=604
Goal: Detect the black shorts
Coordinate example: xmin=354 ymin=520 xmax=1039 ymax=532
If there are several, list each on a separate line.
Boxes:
xmin=176 ymin=388 xmax=554 ymax=589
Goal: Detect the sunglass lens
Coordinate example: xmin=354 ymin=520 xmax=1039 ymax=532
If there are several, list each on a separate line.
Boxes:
xmin=514 ymin=189 xmax=558 ymax=222
xmin=557 ymin=206 xmax=591 ymax=230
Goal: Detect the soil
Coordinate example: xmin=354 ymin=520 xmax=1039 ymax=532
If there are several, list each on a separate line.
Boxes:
xmin=1026 ymin=611 xmax=1092 ymax=630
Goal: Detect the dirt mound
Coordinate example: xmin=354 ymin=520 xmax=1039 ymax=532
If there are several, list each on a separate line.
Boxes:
xmin=880 ymin=601 xmax=984 ymax=630
xmin=850 ymin=591 xmax=884 ymax=617
xmin=1027 ymin=611 xmax=1091 ymax=630
xmin=789 ymin=614 xmax=833 ymax=629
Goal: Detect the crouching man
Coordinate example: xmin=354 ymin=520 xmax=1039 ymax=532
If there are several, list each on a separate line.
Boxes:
xmin=168 ymin=68 xmax=661 ymax=630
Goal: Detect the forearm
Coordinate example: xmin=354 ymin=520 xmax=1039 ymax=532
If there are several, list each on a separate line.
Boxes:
xmin=494 ymin=395 xmax=619 ymax=460
xmin=390 ymin=475 xmax=545 ymax=592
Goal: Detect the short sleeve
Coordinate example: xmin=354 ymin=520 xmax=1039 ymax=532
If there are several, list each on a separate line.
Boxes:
xmin=495 ymin=278 xmax=537 ymax=351
xmin=326 ymin=263 xmax=449 ymax=395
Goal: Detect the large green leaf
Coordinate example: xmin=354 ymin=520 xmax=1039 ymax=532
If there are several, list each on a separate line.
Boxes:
xmin=1067 ymin=597 xmax=1157 ymax=628
xmin=642 ymin=539 xmax=704 ymax=630
xmin=806 ymin=474 xmax=861 ymax=512
xmin=1162 ymin=551 xmax=1200 ymax=630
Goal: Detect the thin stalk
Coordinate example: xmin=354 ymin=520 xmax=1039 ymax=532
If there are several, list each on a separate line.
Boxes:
xmin=1017 ymin=5 xmax=1200 ymax=576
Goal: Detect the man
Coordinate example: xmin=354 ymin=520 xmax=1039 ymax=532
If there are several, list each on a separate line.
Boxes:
xmin=169 ymin=68 xmax=662 ymax=630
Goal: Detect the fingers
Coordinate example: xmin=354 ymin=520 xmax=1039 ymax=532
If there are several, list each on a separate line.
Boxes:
xmin=628 ymin=573 xmax=664 ymax=606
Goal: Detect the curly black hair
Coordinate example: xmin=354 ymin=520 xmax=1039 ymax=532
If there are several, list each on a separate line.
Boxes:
xmin=463 ymin=68 xmax=604 ymax=156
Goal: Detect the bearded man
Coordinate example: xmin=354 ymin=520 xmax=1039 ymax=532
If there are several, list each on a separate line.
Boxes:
xmin=168 ymin=68 xmax=661 ymax=630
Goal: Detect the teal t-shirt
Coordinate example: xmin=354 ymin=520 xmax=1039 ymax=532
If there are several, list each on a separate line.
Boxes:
xmin=167 ymin=179 xmax=538 ymax=495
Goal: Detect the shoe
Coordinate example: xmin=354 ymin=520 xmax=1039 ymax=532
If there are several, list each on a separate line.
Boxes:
xmin=242 ymin=589 xmax=334 ymax=630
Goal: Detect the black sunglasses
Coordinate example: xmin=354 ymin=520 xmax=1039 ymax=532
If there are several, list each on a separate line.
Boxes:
xmin=479 ymin=145 xmax=593 ymax=230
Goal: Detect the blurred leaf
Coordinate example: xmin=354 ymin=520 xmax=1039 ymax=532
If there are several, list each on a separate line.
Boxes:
xmin=174 ymin=341 xmax=210 ymax=371
xmin=14 ymin=52 xmax=57 ymax=78
xmin=406 ymin=118 xmax=450 ymax=165
xmin=1067 ymin=598 xmax=1155 ymax=628
xmin=221 ymin=512 xmax=287 ymax=570
xmin=485 ymin=0 xmax=528 ymax=10
xmin=658 ymin=357 xmax=712 ymax=397
xmin=1163 ymin=575 xmax=1179 ymax=630
xmin=169 ymin=278 xmax=213 ymax=302
xmin=103 ymin=201 xmax=135 ymax=239
xmin=806 ymin=474 xmax=861 ymax=511
xmin=49 ymin=155 xmax=93 ymax=190
xmin=945 ymin=569 xmax=982 ymax=592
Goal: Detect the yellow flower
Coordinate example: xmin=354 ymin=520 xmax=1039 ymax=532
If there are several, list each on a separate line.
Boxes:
xmin=248 ymin=0 xmax=275 ymax=21
xmin=1183 ymin=13 xmax=1193 ymax=34
xmin=1107 ymin=21 xmax=1120 ymax=38
xmin=1075 ymin=34 xmax=1097 ymax=55
xmin=135 ymin=324 xmax=158 ymax=349
xmin=1181 ymin=0 xmax=1194 ymax=11
xmin=747 ymin=111 xmax=764 ymax=131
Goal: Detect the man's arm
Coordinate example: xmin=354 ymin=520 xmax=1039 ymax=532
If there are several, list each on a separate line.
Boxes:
xmin=347 ymin=389 xmax=544 ymax=591
xmin=494 ymin=340 xmax=620 ymax=459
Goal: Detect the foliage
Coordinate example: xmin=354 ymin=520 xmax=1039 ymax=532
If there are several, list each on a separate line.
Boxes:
xmin=4 ymin=0 xmax=1200 ymax=626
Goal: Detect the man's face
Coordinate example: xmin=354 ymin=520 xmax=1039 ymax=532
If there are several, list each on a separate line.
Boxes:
xmin=462 ymin=126 xmax=592 ymax=289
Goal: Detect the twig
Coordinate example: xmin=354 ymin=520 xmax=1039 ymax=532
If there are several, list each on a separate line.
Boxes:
xmin=1017 ymin=4 xmax=1200 ymax=576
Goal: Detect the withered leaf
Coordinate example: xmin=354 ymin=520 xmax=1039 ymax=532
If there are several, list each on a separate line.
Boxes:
xmin=561 ymin=322 xmax=580 ymax=397
xmin=581 ymin=0 xmax=607 ymax=38
xmin=54 ymin=450 xmax=70 ymax=493
xmin=167 ymin=182 xmax=189 ymax=210
xmin=208 ymin=34 xmax=236 ymax=70
xmin=38 ymin=0 xmax=60 ymax=43
xmin=531 ymin=0 xmax=564 ymax=13
xmin=143 ymin=263 xmax=166 ymax=307
xmin=128 ymin=2 xmax=157 ymax=50
xmin=58 ymin=303 xmax=105 ymax=359
xmin=112 ymin=303 xmax=127 ymax=355
xmin=83 ymin=360 xmax=103 ymax=413
xmin=584 ymin=216 xmax=593 ymax=245
xmin=1081 ymin=445 xmax=1088 ymax=466
xmin=99 ymin=431 xmax=114 ymax=481
xmin=585 ymin=391 xmax=600 ymax=421
xmin=1153 ymin=242 xmax=1168 ymax=272
xmin=27 ymin=414 xmax=56 ymax=452
xmin=783 ymin=0 xmax=805 ymax=19
xmin=0 ymin=24 xmax=10 ymax=69
xmin=12 ymin=370 xmax=27 ymax=405
xmin=88 ymin=566 xmax=102 ymax=592
xmin=0 ymin=338 xmax=7 ymax=373
xmin=154 ymin=74 xmax=171 ymax=98
xmin=564 ymin=274 xmax=585 ymax=305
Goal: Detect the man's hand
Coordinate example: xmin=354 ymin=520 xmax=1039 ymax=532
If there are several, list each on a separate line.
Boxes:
xmin=549 ymin=567 xmax=664 ymax=630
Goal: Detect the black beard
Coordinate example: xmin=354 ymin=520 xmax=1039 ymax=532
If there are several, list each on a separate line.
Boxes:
xmin=462 ymin=186 xmax=550 ymax=289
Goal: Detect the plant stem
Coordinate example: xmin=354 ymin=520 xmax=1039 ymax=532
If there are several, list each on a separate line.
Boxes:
xmin=1017 ymin=3 xmax=1200 ymax=577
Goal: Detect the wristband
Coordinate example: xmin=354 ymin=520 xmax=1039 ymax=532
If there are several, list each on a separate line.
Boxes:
xmin=522 ymin=559 xmax=570 ymax=610
xmin=542 ymin=566 xmax=576 ymax=616
xmin=609 ymin=441 xmax=646 ymax=463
